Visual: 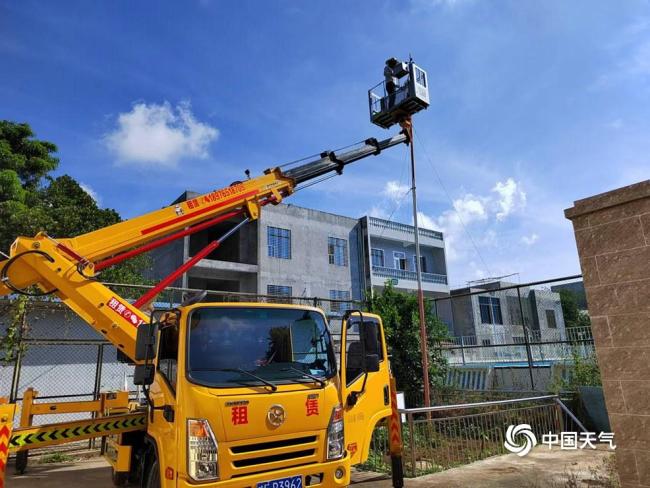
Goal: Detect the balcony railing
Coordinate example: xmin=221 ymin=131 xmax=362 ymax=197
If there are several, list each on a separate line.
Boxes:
xmin=372 ymin=266 xmax=448 ymax=285
xmin=368 ymin=216 xmax=443 ymax=240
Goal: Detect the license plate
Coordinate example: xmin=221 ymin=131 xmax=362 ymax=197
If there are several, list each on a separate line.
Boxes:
xmin=256 ymin=475 xmax=303 ymax=488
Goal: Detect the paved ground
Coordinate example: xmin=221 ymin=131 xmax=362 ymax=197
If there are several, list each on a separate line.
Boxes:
xmin=6 ymin=447 xmax=614 ymax=487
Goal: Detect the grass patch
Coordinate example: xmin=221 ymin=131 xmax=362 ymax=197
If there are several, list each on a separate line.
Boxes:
xmin=38 ymin=452 xmax=74 ymax=464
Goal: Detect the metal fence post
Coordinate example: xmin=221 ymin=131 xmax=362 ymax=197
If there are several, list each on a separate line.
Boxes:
xmin=90 ymin=343 xmax=104 ymax=450
xmin=9 ymin=346 xmax=23 ymax=404
xmin=460 ymin=336 xmax=466 ymax=366
xmin=9 ymin=306 xmax=28 ymax=403
xmin=408 ymin=413 xmax=417 ymax=478
xmin=516 ymin=286 xmax=536 ymax=391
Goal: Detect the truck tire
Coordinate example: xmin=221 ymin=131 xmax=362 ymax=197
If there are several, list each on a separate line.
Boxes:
xmin=14 ymin=451 xmax=28 ymax=474
xmin=145 ymin=458 xmax=160 ymax=488
xmin=111 ymin=469 xmax=129 ymax=486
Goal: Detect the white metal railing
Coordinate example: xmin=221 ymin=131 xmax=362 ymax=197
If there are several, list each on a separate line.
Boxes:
xmin=360 ymin=393 xmax=589 ymax=477
xmin=372 ymin=265 xmax=448 ymax=285
xmin=368 ymin=216 xmax=443 ymax=240
xmin=443 ymin=326 xmax=595 ymax=365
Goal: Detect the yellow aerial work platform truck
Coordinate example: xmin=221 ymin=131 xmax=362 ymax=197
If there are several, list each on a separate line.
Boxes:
xmin=0 ymin=58 xmax=428 ymax=488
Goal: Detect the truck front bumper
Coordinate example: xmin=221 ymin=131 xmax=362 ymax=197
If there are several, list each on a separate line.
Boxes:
xmin=177 ymin=455 xmax=350 ymax=488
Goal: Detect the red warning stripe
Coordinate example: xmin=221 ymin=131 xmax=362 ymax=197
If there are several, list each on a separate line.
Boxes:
xmin=141 ymin=190 xmax=258 ymax=235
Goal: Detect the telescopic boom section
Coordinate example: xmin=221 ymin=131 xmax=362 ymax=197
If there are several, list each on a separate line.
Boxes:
xmin=0 ymin=131 xmax=408 ymax=361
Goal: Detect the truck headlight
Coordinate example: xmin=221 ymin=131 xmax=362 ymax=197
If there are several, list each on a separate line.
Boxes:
xmin=187 ymin=419 xmax=219 ymax=481
xmin=326 ymin=404 xmax=345 ymax=460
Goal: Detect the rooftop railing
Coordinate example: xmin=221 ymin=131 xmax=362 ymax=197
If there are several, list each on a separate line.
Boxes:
xmin=368 ymin=216 xmax=443 ymax=240
xmin=372 ymin=265 xmax=448 ymax=285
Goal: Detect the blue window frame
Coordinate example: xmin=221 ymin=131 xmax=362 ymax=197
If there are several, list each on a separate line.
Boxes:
xmin=328 ymin=237 xmax=348 ymax=266
xmin=267 ymin=284 xmax=292 ymax=299
xmin=371 ymin=248 xmax=384 ymax=267
xmin=268 ymin=226 xmax=291 ymax=259
xmin=329 ymin=290 xmax=351 ymax=314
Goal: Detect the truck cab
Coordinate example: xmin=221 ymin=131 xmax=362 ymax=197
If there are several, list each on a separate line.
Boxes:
xmin=126 ymin=303 xmax=391 ymax=488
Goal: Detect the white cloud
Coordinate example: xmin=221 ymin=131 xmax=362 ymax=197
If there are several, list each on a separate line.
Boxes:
xmin=105 ymin=101 xmax=218 ymax=167
xmin=80 ymin=183 xmax=100 ymax=205
xmin=383 ymin=180 xmax=410 ymax=203
xmin=416 ymin=211 xmax=437 ymax=231
xmin=521 ymin=233 xmax=539 ymax=246
xmin=418 ymin=178 xmax=525 ymax=268
xmin=368 ymin=205 xmax=389 ymax=219
xmin=418 ymin=193 xmax=488 ymax=262
xmin=492 ymin=178 xmax=526 ymax=221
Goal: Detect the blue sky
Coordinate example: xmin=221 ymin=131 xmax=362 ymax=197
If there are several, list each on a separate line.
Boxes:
xmin=2 ymin=0 xmax=649 ymax=287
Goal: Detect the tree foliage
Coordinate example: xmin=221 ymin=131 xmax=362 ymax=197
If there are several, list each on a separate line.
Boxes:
xmin=367 ymin=283 xmax=450 ymax=404
xmin=559 ymin=289 xmax=591 ymax=329
xmin=0 ymin=120 xmax=150 ymax=284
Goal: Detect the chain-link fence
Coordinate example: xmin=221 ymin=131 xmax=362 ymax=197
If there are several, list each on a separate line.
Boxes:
xmin=430 ymin=275 xmax=594 ymax=395
xmin=0 ymin=276 xmax=594 ymax=420
xmin=0 ymin=283 xmax=363 ymax=428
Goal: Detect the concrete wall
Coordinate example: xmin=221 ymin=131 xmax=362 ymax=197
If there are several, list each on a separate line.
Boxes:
xmin=146 ymin=234 xmax=185 ymax=287
xmin=258 ymin=204 xmax=364 ymax=301
xmin=446 ymin=284 xmax=566 ymax=342
xmin=530 ymin=289 xmax=566 ymax=338
xmin=566 ymin=179 xmax=650 ymax=488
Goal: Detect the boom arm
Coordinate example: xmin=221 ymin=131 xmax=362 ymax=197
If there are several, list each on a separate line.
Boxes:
xmin=0 ymin=131 xmax=408 ymax=361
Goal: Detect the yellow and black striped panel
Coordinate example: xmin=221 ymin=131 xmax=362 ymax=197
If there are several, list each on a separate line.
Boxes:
xmin=9 ymin=413 xmax=146 ymax=452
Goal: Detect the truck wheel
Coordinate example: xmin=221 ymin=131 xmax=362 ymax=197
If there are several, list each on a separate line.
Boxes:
xmin=14 ymin=451 xmax=28 ymax=475
xmin=145 ymin=458 xmax=160 ymax=488
xmin=111 ymin=469 xmax=129 ymax=486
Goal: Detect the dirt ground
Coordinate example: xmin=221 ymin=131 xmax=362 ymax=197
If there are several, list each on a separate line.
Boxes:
xmin=6 ymin=446 xmax=615 ymax=488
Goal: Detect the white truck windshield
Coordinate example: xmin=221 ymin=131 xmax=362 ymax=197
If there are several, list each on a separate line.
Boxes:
xmin=187 ymin=307 xmax=335 ymax=388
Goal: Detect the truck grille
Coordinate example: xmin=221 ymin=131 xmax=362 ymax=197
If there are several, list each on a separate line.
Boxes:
xmin=228 ymin=434 xmax=320 ymax=477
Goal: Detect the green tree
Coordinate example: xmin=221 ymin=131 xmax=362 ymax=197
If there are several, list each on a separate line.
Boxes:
xmin=559 ymin=289 xmax=591 ymax=328
xmin=0 ymin=120 xmax=150 ymax=284
xmin=367 ymin=283 xmax=449 ymax=404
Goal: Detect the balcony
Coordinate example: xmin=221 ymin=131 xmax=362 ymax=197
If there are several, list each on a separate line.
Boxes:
xmin=372 ymin=265 xmax=447 ymax=285
xmin=368 ymin=216 xmax=443 ymax=241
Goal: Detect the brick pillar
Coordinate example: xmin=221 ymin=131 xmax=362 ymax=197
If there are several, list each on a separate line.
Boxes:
xmin=565 ymin=180 xmax=650 ymax=488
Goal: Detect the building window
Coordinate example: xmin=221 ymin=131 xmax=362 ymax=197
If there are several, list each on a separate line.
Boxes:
xmin=482 ymin=339 xmax=492 ymax=346
xmin=329 ymin=290 xmax=351 ymax=314
xmin=328 ymin=237 xmax=348 ymax=266
xmin=513 ymin=336 xmax=526 ymax=344
xmin=412 ymin=255 xmax=427 ymax=273
xmin=546 ymin=309 xmax=557 ymax=329
xmin=371 ymin=248 xmax=384 ymax=267
xmin=478 ymin=296 xmax=503 ymax=325
xmin=267 ymin=284 xmax=292 ymax=302
xmin=267 ymin=226 xmax=291 ymax=259
xmin=393 ymin=251 xmax=406 ymax=270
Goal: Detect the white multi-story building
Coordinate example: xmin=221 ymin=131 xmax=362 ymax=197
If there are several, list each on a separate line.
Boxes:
xmin=148 ymin=194 xmax=450 ymax=314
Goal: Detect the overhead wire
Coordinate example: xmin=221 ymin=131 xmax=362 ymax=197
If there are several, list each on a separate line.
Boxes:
xmin=413 ymin=129 xmax=493 ymax=278
xmin=376 ymin=148 xmax=411 ymax=240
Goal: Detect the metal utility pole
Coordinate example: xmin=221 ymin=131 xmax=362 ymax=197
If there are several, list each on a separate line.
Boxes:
xmin=401 ymin=117 xmax=431 ymax=408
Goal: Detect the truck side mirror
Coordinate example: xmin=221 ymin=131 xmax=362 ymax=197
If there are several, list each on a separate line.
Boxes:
xmin=135 ymin=323 xmax=158 ymax=361
xmin=133 ymin=364 xmax=155 ymax=386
